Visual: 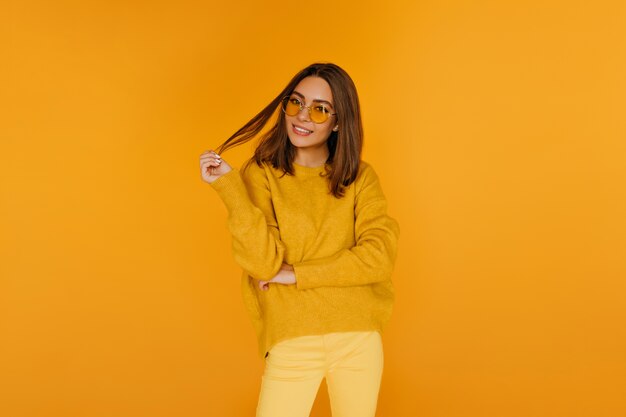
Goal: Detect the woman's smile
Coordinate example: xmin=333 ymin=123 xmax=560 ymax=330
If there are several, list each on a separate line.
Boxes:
xmin=292 ymin=123 xmax=313 ymax=136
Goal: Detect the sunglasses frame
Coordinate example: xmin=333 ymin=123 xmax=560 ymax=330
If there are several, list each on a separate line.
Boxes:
xmin=281 ymin=95 xmax=337 ymax=124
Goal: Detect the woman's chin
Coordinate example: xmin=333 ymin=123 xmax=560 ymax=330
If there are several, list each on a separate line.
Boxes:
xmin=287 ymin=135 xmax=311 ymax=147
xmin=287 ymin=132 xmax=328 ymax=150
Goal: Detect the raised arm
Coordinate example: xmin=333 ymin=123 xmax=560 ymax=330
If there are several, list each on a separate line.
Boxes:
xmin=292 ymin=164 xmax=400 ymax=290
xmin=209 ymin=161 xmax=285 ymax=282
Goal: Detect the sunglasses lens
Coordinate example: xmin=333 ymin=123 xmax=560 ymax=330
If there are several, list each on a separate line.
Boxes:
xmin=283 ymin=97 xmax=301 ymax=116
xmin=311 ymin=105 xmax=329 ymax=123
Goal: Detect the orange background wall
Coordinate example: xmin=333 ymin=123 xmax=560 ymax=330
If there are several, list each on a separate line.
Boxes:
xmin=2 ymin=1 xmax=625 ymax=416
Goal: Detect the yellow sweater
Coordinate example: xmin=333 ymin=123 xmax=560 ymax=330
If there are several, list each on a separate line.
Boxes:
xmin=209 ymin=159 xmax=400 ymax=358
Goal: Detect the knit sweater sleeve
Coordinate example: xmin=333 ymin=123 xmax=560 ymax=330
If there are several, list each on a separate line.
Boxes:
xmin=292 ymin=163 xmax=400 ymax=290
xmin=209 ymin=162 xmax=286 ymax=282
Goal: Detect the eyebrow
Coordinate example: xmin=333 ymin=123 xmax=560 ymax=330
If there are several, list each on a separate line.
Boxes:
xmin=291 ymin=91 xmax=334 ymax=109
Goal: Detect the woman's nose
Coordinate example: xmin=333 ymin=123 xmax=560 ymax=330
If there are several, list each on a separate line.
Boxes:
xmin=297 ymin=106 xmax=311 ymax=122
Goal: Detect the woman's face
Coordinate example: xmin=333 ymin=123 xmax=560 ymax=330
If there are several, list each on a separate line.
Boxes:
xmin=284 ymin=76 xmax=338 ymax=155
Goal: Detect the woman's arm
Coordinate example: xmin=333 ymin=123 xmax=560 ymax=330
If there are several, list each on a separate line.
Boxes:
xmin=208 ymin=161 xmax=286 ymax=282
xmin=292 ymin=164 xmax=400 ymax=290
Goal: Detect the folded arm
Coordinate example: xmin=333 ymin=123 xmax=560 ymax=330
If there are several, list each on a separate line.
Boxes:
xmin=292 ymin=164 xmax=400 ymax=290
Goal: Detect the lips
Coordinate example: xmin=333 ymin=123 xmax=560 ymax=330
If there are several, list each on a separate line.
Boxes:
xmin=292 ymin=123 xmax=313 ymax=135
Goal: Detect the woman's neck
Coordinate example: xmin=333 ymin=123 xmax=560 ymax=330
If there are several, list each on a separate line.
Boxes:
xmin=294 ymin=149 xmax=329 ymax=168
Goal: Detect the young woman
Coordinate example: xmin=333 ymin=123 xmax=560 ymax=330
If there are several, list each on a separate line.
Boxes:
xmin=199 ymin=62 xmax=400 ymax=417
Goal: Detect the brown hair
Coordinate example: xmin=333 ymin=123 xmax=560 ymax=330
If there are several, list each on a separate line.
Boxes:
xmin=215 ymin=62 xmax=364 ymax=198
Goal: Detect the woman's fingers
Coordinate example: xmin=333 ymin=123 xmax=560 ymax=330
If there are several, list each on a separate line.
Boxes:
xmin=200 ymin=155 xmax=222 ymax=173
xmin=200 ymin=150 xmax=222 ymax=164
xmin=201 ymin=159 xmax=221 ymax=168
xmin=200 ymin=150 xmax=232 ymax=184
xmin=257 ymin=275 xmax=295 ymax=290
xmin=200 ymin=155 xmax=222 ymax=165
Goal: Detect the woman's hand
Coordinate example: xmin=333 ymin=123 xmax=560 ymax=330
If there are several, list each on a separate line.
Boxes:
xmin=200 ymin=149 xmax=232 ymax=184
xmin=259 ymin=263 xmax=296 ymax=291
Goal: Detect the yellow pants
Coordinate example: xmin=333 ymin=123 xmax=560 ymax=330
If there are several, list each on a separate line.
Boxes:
xmin=256 ymin=330 xmax=384 ymax=417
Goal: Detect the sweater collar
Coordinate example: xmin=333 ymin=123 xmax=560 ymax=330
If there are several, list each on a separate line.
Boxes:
xmin=292 ymin=161 xmax=327 ymax=176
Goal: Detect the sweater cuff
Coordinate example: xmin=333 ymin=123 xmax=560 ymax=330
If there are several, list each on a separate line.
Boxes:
xmin=293 ymin=260 xmax=328 ymax=290
xmin=209 ymin=169 xmax=248 ymax=213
